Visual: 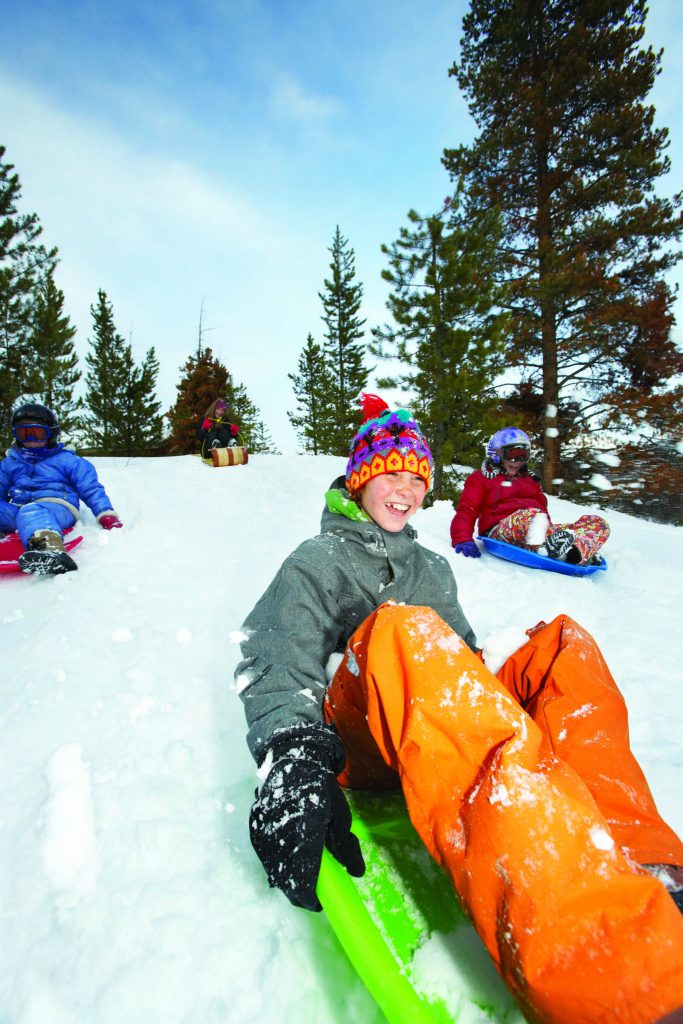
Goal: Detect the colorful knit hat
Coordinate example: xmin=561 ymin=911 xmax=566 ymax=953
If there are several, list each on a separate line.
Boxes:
xmin=345 ymin=394 xmax=433 ymax=495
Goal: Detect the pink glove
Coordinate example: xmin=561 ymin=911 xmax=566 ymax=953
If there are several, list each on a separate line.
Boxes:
xmin=100 ymin=514 xmax=122 ymax=530
xmin=202 ymin=418 xmax=212 ymax=430
xmin=230 ymin=423 xmax=240 ymax=436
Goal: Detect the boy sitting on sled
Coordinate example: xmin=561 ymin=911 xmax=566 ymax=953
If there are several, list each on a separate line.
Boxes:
xmin=0 ymin=403 xmax=122 ymax=576
xmin=236 ymin=394 xmax=683 ymax=1024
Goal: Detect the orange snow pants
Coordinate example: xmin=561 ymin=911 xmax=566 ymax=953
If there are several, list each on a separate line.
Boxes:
xmin=324 ymin=605 xmax=683 ymax=1024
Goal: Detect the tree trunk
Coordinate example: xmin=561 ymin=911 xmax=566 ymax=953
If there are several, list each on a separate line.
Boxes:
xmin=532 ymin=3 xmax=560 ymax=493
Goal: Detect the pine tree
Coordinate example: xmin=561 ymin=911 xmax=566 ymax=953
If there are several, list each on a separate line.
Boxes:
xmin=224 ymin=377 xmax=260 ymax=441
xmin=248 ymin=420 xmax=281 ymax=455
xmin=372 ymin=191 xmax=508 ymax=496
xmin=0 ymin=146 xmax=57 ymax=430
xmin=319 ymin=227 xmax=369 ymax=455
xmin=28 ymin=267 xmax=82 ymax=437
xmin=287 ymin=333 xmax=335 ymax=454
xmin=135 ymin=346 xmax=165 ymax=451
xmin=117 ymin=344 xmax=165 ymax=455
xmin=165 ymin=348 xmax=229 ymax=455
xmin=84 ymin=290 xmax=163 ymax=454
xmin=165 ymin=349 xmax=272 ymax=455
xmin=445 ymin=0 xmax=683 ymax=490
xmin=83 ymin=289 xmax=129 ymax=452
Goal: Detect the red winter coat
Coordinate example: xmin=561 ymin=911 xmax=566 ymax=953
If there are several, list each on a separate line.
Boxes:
xmin=450 ymin=466 xmax=549 ymax=545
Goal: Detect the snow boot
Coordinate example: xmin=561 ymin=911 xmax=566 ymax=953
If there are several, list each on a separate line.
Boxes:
xmin=643 ymin=864 xmax=683 ymax=915
xmin=545 ymin=529 xmax=575 ymax=561
xmin=18 ymin=529 xmax=78 ymax=576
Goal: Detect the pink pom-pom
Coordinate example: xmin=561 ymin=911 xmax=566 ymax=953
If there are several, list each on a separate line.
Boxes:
xmin=359 ymin=393 xmax=389 ymax=424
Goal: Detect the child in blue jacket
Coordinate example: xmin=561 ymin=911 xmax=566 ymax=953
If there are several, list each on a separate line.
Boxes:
xmin=0 ymin=403 xmax=122 ymax=575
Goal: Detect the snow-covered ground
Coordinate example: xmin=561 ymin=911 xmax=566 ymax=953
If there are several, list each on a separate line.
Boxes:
xmin=1 ymin=453 xmax=681 ymax=1024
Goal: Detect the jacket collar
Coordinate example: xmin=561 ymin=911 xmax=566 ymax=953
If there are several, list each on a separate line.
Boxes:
xmin=11 ymin=442 xmax=64 ymax=463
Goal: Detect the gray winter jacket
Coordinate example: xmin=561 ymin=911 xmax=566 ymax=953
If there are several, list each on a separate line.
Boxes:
xmin=237 ymin=479 xmax=477 ymax=760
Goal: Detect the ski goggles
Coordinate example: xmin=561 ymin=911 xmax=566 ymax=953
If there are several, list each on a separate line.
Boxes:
xmin=13 ymin=423 xmax=53 ymax=443
xmin=501 ymin=446 xmax=529 ymax=463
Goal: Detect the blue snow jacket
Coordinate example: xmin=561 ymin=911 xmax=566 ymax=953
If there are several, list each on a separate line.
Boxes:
xmin=0 ymin=444 xmax=115 ymax=520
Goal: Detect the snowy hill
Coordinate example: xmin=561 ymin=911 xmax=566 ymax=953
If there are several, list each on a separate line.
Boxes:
xmin=1 ymin=453 xmax=681 ymax=1024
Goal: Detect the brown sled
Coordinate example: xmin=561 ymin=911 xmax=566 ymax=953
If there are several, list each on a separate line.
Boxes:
xmin=207 ymin=446 xmax=249 ymax=467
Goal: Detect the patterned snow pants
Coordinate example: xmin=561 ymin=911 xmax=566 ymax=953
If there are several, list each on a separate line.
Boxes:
xmin=488 ymin=509 xmax=610 ymax=564
xmin=325 ymin=605 xmax=683 ymax=1024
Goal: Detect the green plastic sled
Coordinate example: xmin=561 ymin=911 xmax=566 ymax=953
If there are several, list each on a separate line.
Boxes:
xmin=317 ymin=791 xmax=525 ymax=1024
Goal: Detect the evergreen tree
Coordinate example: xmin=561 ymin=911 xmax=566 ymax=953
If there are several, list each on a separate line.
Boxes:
xmin=83 ymin=289 xmax=129 ymax=452
xmin=319 ymin=226 xmax=369 ymax=454
xmin=445 ymin=0 xmax=683 ymax=490
xmin=224 ymin=376 xmax=260 ymax=442
xmin=28 ymin=267 xmax=82 ymax=437
xmin=287 ymin=333 xmax=335 ymax=454
xmin=166 ymin=349 xmax=273 ymax=455
xmin=0 ymin=145 xmax=57 ymax=430
xmin=166 ymin=348 xmax=229 ymax=455
xmin=84 ymin=290 xmax=163 ymax=454
xmin=373 ymin=192 xmax=508 ymax=497
xmin=117 ymin=344 xmax=165 ymax=455
xmin=248 ymin=420 xmax=281 ymax=455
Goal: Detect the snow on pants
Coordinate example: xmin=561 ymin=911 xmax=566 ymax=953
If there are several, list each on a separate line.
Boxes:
xmin=324 ymin=604 xmax=683 ymax=1024
xmin=488 ymin=509 xmax=609 ymax=564
xmin=0 ymin=500 xmax=76 ymax=548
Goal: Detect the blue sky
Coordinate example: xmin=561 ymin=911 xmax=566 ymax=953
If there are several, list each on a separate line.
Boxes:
xmin=2 ymin=0 xmax=682 ymax=450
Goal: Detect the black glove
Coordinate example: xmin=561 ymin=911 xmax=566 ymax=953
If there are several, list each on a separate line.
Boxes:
xmin=249 ymin=723 xmax=365 ymax=912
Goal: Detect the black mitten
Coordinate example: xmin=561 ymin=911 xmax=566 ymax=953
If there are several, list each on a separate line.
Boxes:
xmin=249 ymin=723 xmax=365 ymax=911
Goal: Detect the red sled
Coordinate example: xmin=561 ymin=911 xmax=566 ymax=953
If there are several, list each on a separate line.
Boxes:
xmin=0 ymin=530 xmax=84 ymax=575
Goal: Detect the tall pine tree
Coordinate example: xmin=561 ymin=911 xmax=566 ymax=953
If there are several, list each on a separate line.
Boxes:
xmin=0 ymin=146 xmax=57 ymax=430
xmin=319 ymin=227 xmax=369 ymax=455
xmin=84 ymin=289 xmax=163 ymax=454
xmin=373 ymin=192 xmax=508 ymax=496
xmin=84 ymin=289 xmax=128 ymax=452
xmin=224 ymin=376 xmax=275 ymax=451
xmin=166 ymin=348 xmax=228 ymax=454
xmin=287 ymin=333 xmax=335 ymax=454
xmin=116 ymin=343 xmax=165 ymax=455
xmin=28 ymin=267 xmax=82 ymax=437
xmin=166 ymin=348 xmax=272 ymax=454
xmin=445 ymin=0 xmax=683 ymax=490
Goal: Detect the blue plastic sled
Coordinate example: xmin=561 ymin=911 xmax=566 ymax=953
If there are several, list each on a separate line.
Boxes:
xmin=477 ymin=535 xmax=607 ymax=577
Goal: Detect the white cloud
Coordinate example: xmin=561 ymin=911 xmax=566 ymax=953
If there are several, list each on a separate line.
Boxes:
xmin=0 ymin=72 xmax=281 ymax=258
xmin=269 ymin=73 xmax=343 ymax=126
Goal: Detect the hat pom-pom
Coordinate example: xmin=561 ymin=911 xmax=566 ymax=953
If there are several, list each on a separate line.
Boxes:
xmin=359 ymin=392 xmax=389 ymax=424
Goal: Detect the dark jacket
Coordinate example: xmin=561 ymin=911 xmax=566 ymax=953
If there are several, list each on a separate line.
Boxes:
xmin=450 ymin=464 xmax=548 ymax=546
xmin=237 ymin=478 xmax=477 ymax=759
xmin=196 ymin=417 xmax=238 ymax=458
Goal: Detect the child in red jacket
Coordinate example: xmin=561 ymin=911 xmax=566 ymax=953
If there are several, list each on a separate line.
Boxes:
xmin=450 ymin=427 xmax=609 ymax=565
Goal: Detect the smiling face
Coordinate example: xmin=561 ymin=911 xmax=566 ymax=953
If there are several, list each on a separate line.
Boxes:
xmin=500 ymin=445 xmax=529 ymax=477
xmin=501 ymin=457 xmax=523 ymax=476
xmin=359 ymin=472 xmax=427 ymax=532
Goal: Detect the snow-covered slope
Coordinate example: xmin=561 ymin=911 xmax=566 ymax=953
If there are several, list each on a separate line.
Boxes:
xmin=1 ymin=454 xmax=681 ymax=1024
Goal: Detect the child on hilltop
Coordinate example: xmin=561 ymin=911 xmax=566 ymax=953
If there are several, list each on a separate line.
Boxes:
xmin=451 ymin=426 xmax=610 ymax=565
xmin=0 ymin=403 xmax=122 ymax=576
xmin=196 ymin=398 xmax=240 ymax=459
xmin=236 ymin=394 xmax=682 ymax=1024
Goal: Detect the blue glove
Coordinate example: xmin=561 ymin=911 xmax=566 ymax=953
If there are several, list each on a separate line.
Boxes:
xmin=455 ymin=541 xmax=481 ymax=558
